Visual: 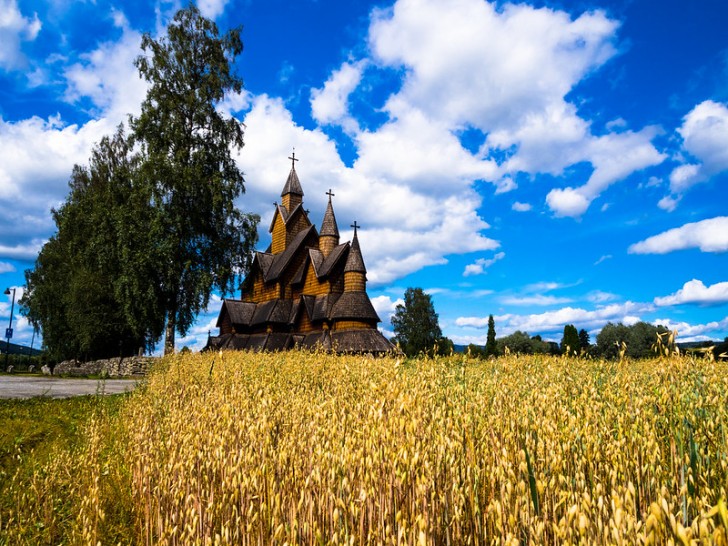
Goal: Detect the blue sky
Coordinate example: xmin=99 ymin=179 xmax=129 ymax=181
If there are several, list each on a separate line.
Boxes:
xmin=1 ymin=0 xmax=727 ymax=352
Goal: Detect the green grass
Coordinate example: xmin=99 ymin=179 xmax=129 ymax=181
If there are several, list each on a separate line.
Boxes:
xmin=0 ymin=395 xmax=125 ymax=499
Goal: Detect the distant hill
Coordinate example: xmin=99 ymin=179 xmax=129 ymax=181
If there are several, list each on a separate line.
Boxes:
xmin=2 ymin=341 xmax=43 ymax=356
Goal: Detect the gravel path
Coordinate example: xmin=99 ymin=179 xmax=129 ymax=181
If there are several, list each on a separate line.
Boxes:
xmin=0 ymin=375 xmax=140 ymax=399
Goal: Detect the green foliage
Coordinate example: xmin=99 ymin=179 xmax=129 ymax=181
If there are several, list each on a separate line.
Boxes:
xmin=22 ymin=128 xmax=163 ymax=361
xmin=21 ymin=6 xmax=259 ymax=360
xmin=578 ymin=328 xmax=591 ymax=352
xmin=596 ymin=321 xmax=669 ymax=359
xmin=131 ymin=4 xmax=259 ymax=353
xmin=560 ymin=324 xmax=580 ymax=356
xmin=391 ymin=288 xmax=443 ymax=357
xmin=485 ymin=314 xmax=497 ymax=357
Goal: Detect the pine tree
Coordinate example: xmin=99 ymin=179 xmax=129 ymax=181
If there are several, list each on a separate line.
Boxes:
xmin=485 ymin=314 xmax=497 ymax=356
xmin=561 ymin=324 xmax=580 ymax=356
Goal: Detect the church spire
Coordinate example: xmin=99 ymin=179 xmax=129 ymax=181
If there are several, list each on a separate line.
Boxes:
xmin=319 ymin=189 xmax=339 ymax=258
xmin=281 ymin=150 xmax=303 ymax=211
xmin=344 ymin=221 xmax=367 ymax=275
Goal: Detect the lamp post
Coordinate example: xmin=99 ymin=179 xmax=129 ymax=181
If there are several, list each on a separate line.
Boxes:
xmin=4 ymin=287 xmax=16 ymax=372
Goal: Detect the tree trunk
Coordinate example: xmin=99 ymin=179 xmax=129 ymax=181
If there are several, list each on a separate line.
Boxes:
xmin=164 ymin=313 xmax=176 ymax=355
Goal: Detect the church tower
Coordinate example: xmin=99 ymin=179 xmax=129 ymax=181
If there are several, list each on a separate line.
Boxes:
xmin=344 ymin=222 xmax=367 ymax=292
xmin=280 ymin=152 xmax=303 ymax=211
xmin=319 ymin=190 xmax=340 ymax=258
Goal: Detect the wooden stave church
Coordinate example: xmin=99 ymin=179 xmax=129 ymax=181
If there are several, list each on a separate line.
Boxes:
xmin=207 ymin=155 xmax=396 ymax=354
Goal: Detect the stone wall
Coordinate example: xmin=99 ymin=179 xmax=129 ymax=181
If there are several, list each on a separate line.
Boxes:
xmin=53 ymin=356 xmax=156 ymax=377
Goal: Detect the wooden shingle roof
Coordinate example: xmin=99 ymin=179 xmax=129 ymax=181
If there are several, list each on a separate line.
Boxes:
xmin=320 ymin=196 xmax=339 ymax=237
xmin=330 ymin=291 xmax=380 ymax=322
xmin=281 ymin=166 xmax=303 ymax=197
xmin=265 ymin=225 xmax=317 ymax=281
xmin=344 ymin=230 xmax=366 ymax=273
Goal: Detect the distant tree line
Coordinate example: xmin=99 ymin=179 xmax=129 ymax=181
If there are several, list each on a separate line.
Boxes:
xmin=20 ymin=6 xmax=259 ymax=362
xmin=464 ymin=319 xmax=711 ymax=360
xmin=390 ymin=290 xmax=721 ymax=361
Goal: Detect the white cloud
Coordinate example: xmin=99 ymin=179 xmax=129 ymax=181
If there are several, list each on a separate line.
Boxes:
xmin=363 ymin=0 xmax=664 ymax=217
xmin=463 ymin=251 xmax=505 ymax=276
xmin=654 ymin=279 xmax=728 ymax=307
xmin=628 ymin=216 xmax=728 ymax=254
xmin=0 ymin=0 xmax=41 ymax=71
xmin=456 ymin=301 xmax=651 ymax=335
xmin=586 ymin=290 xmax=619 ymax=303
xmin=546 ymin=187 xmax=590 ymax=217
xmin=63 ymin=19 xmax=146 ymax=120
xmin=500 ymin=294 xmax=572 ymax=306
xmin=371 ymin=295 xmax=403 ymax=328
xmin=310 ymin=60 xmax=366 ymax=133
xmin=651 ymin=316 xmax=728 ymax=343
xmin=657 ymin=194 xmax=680 ymax=212
xmin=196 ymin=0 xmax=230 ymax=19
xmin=668 ymin=100 xmax=728 ymax=194
xmin=594 ymin=254 xmax=612 ymax=265
xmin=0 ymin=261 xmax=15 ymax=273
xmin=237 ymin=95 xmax=499 ymax=285
xmin=512 ymin=201 xmax=532 ymax=212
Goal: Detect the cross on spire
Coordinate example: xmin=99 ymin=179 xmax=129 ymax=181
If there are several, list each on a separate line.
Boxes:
xmin=288 ymin=149 xmax=299 ymax=169
xmin=326 ymin=189 xmax=335 ymax=201
xmin=351 ymin=221 xmax=360 ymax=233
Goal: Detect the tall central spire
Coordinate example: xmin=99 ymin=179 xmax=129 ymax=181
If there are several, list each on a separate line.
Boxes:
xmin=281 ymin=150 xmax=303 ymax=211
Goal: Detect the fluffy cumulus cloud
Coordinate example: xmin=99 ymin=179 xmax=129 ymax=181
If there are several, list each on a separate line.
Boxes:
xmin=654 ymin=279 xmax=728 ymax=307
xmin=455 ymin=300 xmax=650 ymax=338
xmin=0 ymin=0 xmax=41 ymax=71
xmin=651 ymin=317 xmax=728 ymax=343
xmin=196 ymin=0 xmax=230 ymax=20
xmin=629 ymin=217 xmax=728 ymax=255
xmin=463 ymin=252 xmax=505 ymax=276
xmin=310 ymin=60 xmax=367 ymax=134
xmin=0 ymin=11 xmax=147 ymax=261
xmin=236 ymin=93 xmax=500 ymax=285
xmin=361 ymin=0 xmax=664 ymax=217
xmin=668 ymin=100 xmax=728 ymax=196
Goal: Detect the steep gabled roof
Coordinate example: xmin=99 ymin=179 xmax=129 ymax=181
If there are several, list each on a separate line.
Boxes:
xmin=330 ymin=291 xmax=380 ymax=322
xmin=308 ymin=248 xmax=324 ymax=276
xmin=281 ymin=166 xmax=303 ymax=197
xmin=216 ymin=299 xmax=257 ymax=328
xmin=257 ymin=252 xmax=274 ymax=277
xmin=319 ymin=242 xmax=349 ymax=278
xmin=265 ymin=225 xmax=317 ymax=281
xmin=291 ymin=255 xmax=309 ymax=287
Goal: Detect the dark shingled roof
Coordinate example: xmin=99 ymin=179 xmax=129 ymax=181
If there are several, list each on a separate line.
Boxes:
xmin=312 ymin=293 xmax=341 ymax=322
xmin=265 ymin=332 xmax=294 ymax=351
xmin=281 ymin=166 xmax=303 ymax=197
xmin=320 ymin=197 xmax=339 ymax=237
xmin=299 ymin=330 xmax=332 ymax=351
xmin=216 ymin=299 xmax=257 ymax=328
xmin=250 ymin=299 xmax=292 ymax=326
xmin=265 ymin=225 xmax=317 ymax=281
xmin=308 ymin=248 xmax=324 ymax=276
xmin=331 ymin=329 xmax=396 ymax=354
xmin=255 ymin=252 xmax=274 ymax=277
xmin=330 ymin=291 xmax=380 ymax=322
xmin=291 ymin=257 xmax=308 ymax=287
xmin=344 ymin=231 xmax=366 ymax=273
xmin=301 ymin=295 xmax=316 ymax=320
xmin=319 ymin=243 xmax=349 ymax=278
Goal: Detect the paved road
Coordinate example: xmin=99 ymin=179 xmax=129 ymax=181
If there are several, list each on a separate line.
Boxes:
xmin=0 ymin=376 xmax=140 ymax=399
